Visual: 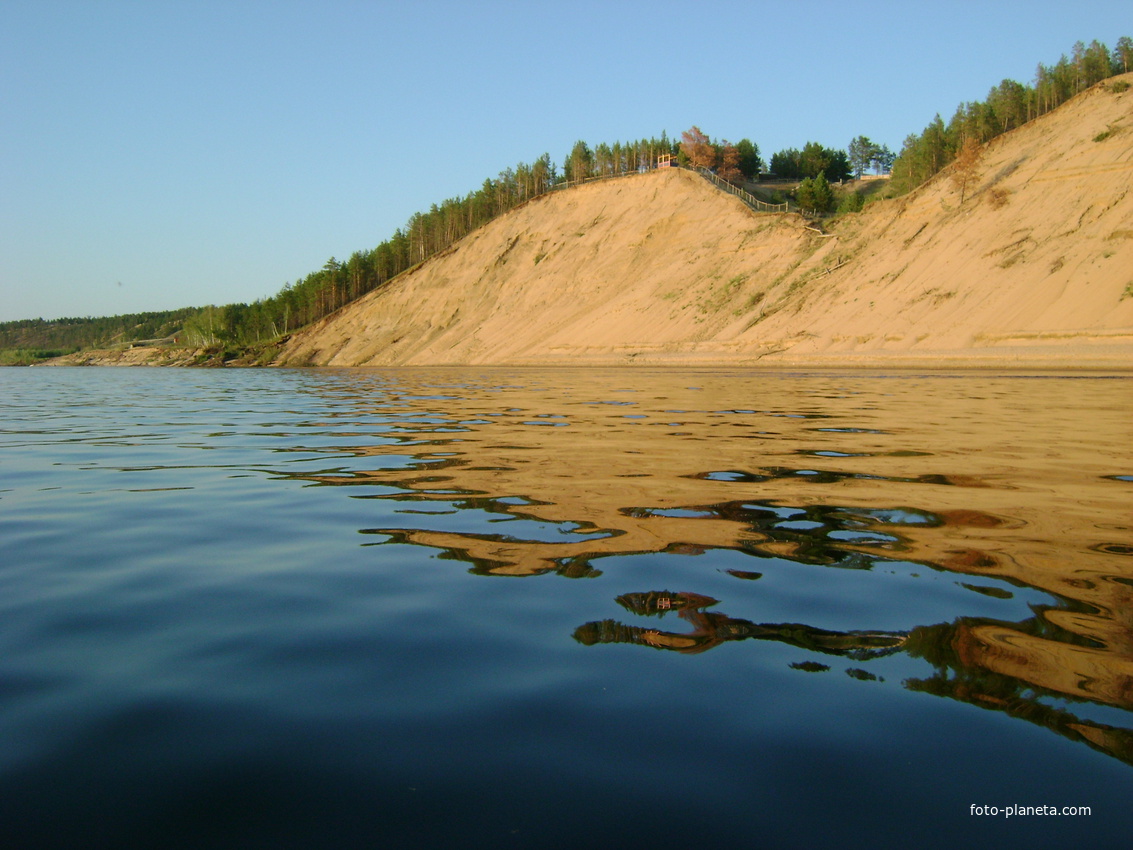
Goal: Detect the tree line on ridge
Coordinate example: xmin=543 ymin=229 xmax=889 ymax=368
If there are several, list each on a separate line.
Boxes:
xmin=891 ymin=37 xmax=1131 ymax=193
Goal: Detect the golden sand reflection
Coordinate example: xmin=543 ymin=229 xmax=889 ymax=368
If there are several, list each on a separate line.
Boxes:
xmin=289 ymin=368 xmax=1132 ymax=759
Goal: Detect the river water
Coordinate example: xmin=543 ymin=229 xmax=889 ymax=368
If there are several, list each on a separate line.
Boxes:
xmin=1 ymin=366 xmax=1130 ymax=848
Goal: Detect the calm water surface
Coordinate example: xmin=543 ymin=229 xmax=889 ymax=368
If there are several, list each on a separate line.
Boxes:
xmin=1 ymin=367 xmax=1130 ymax=848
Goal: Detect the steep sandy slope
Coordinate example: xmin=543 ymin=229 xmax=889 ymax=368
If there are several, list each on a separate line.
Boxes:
xmin=278 ymin=75 xmax=1133 ymax=368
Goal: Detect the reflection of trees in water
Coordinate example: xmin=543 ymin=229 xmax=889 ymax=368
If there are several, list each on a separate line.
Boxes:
xmin=620 ymin=499 xmax=926 ymax=569
xmin=903 ymin=619 xmax=1133 ymax=767
xmin=362 ymin=528 xmax=611 ymax=578
xmin=574 ymin=590 xmax=907 ymax=658
xmin=575 ymin=591 xmax=1133 ymax=768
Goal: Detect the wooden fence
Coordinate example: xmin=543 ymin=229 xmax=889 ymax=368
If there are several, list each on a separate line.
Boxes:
xmin=694 ymin=168 xmax=790 ymax=213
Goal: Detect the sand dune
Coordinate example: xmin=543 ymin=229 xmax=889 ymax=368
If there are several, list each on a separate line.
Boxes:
xmin=278 ymin=75 xmax=1133 ymax=369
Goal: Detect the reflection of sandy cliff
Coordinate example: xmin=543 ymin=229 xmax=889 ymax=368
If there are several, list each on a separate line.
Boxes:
xmin=950 ymin=621 xmax=1133 ymax=710
xmin=291 ymin=368 xmax=1132 ymax=714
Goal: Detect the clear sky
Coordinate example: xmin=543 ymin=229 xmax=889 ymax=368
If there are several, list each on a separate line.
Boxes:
xmin=1 ymin=0 xmax=1128 ymax=322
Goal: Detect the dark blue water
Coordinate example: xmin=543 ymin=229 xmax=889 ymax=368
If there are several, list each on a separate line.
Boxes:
xmin=2 ymin=367 xmax=1130 ymax=848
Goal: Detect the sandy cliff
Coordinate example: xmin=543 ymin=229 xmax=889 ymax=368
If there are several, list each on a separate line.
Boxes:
xmin=277 ymin=76 xmax=1133 ymax=368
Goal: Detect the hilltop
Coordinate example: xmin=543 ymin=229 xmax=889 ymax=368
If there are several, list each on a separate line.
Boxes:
xmin=275 ymin=75 xmax=1133 ymax=369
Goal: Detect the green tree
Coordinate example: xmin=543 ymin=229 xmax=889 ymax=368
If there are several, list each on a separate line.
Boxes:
xmin=826 ymin=149 xmax=851 ymax=182
xmin=531 ymin=153 xmax=551 ymax=194
xmin=796 ymin=173 xmax=834 ymax=214
xmin=812 ymin=173 xmax=835 ymax=212
xmin=837 ymin=190 xmax=865 ymax=214
xmin=871 ymin=144 xmax=895 ymax=174
xmin=595 ymin=142 xmax=613 ymax=175
xmin=1116 ymin=36 xmax=1133 ymax=73
xmin=848 ymin=135 xmax=878 ymax=179
xmin=735 ymin=138 xmax=762 ymax=178
xmin=769 ymin=147 xmax=801 ymax=178
xmin=795 ymin=141 xmax=851 ymax=182
xmin=1072 ymin=40 xmax=1088 ymax=92
xmin=799 ymin=141 xmax=831 ymax=179
xmin=987 ymin=79 xmax=1028 ymax=132
xmin=1082 ymin=40 xmax=1112 ymax=87
xmin=922 ymin=114 xmax=949 ymax=173
xmin=564 ymin=140 xmax=593 ymax=182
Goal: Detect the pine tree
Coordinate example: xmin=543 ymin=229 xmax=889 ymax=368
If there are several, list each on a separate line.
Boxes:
xmin=811 ymin=173 xmax=834 ymax=212
xmin=848 ymin=136 xmax=878 ymax=179
xmin=735 ymin=139 xmax=762 ymax=178
xmin=799 ymin=141 xmax=831 ymax=179
xmin=1116 ymin=37 xmax=1133 ymax=73
xmin=796 ymin=173 xmax=834 ymax=214
xmin=870 ymin=145 xmax=895 ymax=175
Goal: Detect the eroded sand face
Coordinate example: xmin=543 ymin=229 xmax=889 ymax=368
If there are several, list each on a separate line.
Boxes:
xmin=278 ymin=75 xmax=1133 ymax=370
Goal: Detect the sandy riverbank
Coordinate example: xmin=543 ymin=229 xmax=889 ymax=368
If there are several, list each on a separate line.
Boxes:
xmin=275 ymin=76 xmax=1133 ymax=371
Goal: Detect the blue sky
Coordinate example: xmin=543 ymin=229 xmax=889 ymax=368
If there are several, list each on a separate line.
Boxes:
xmin=1 ymin=0 xmax=1128 ymax=321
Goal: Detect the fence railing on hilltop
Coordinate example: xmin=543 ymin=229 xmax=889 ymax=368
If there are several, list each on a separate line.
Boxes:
xmin=693 ymin=167 xmax=790 ymax=213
